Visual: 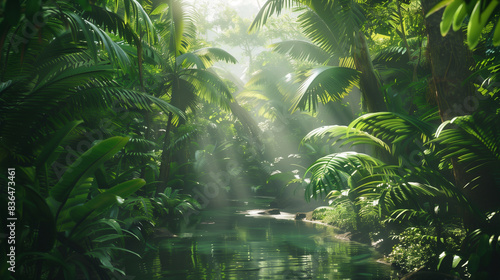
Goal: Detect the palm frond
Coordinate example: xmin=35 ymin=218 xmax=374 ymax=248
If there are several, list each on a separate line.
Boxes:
xmin=119 ymin=151 xmax=157 ymax=161
xmin=0 ymin=46 xmax=183 ymax=165
xmin=328 ymin=0 xmax=366 ymax=38
xmin=120 ymin=41 xmax=168 ymax=69
xmin=375 ymin=181 xmax=441 ymax=214
xmin=291 ymin=66 xmax=359 ymax=113
xmin=176 ymin=52 xmax=206 ymax=69
xmin=373 ymin=46 xmax=409 ymax=66
xmin=295 ymin=7 xmax=341 ymax=56
xmin=119 ymin=0 xmax=157 ymax=44
xmin=176 ymin=48 xmax=237 ymax=70
xmin=180 ymin=68 xmax=233 ymax=111
xmin=355 ymin=112 xmax=433 ymax=142
xmin=30 ymin=32 xmax=90 ymax=72
xmin=82 ymin=4 xmax=140 ymax=46
xmin=245 ymin=69 xmax=294 ymax=101
xmin=237 ymin=88 xmax=276 ymax=119
xmin=164 ymin=0 xmax=187 ymax=55
xmin=127 ymin=138 xmax=159 ymax=151
xmin=305 ymin=151 xmax=384 ymax=200
xmin=249 ymin=0 xmax=299 ymax=32
xmin=270 ymin=40 xmax=332 ymax=64
xmin=237 ymin=90 xmax=271 ymax=103
xmin=433 ymin=113 xmax=500 ymax=173
xmin=72 ymin=83 xmax=184 ymax=116
xmin=339 ymin=57 xmax=356 ymax=69
xmin=192 ymin=47 xmax=238 ymax=67
xmin=168 ymin=77 xmax=199 ymax=116
xmin=63 ymin=11 xmax=132 ymax=71
xmin=167 ymin=127 xmax=198 ymax=150
xmin=385 ymin=208 xmax=431 ymax=223
xmin=302 ymin=125 xmax=391 ymax=153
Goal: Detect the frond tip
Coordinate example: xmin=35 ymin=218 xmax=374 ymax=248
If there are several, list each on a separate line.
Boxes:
xmin=270 ymin=40 xmax=331 ymax=64
xmin=249 ymin=0 xmax=298 ymax=32
xmin=302 ymin=125 xmax=391 ymax=153
xmin=305 ymin=152 xmax=383 ymax=200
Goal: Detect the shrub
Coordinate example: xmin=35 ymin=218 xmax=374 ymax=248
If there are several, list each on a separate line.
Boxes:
xmin=389 ymin=227 xmax=436 ymax=273
xmin=388 ymin=226 xmax=465 ymax=273
xmin=312 ymin=203 xmax=358 ymax=232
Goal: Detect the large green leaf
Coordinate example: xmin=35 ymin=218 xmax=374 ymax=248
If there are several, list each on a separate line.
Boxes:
xmin=51 ymin=178 xmax=94 ymax=231
xmin=50 ymin=136 xmax=130 ymax=203
xmin=100 ymin=178 xmax=147 ymax=199
xmin=35 ymin=120 xmax=83 ymax=168
xmin=22 ymin=186 xmax=57 ymax=252
xmin=70 ymin=179 xmax=146 ymax=223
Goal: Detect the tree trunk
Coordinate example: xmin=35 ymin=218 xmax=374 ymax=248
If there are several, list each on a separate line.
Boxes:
xmin=158 ymin=113 xmax=174 ymax=192
xmin=352 ymin=31 xmax=387 ymax=112
xmin=421 ymin=0 xmax=499 ymax=227
xmin=137 ymin=33 xmax=151 ymax=180
xmin=421 ymin=0 xmax=475 ymax=122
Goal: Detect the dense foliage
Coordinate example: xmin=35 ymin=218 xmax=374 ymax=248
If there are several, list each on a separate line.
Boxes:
xmin=1 ymin=0 xmax=499 ymax=279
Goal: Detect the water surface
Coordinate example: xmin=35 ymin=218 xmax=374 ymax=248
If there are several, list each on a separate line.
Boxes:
xmin=133 ymin=205 xmax=395 ymax=279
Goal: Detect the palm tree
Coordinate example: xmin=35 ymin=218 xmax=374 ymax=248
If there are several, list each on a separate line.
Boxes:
xmin=250 ymin=0 xmax=387 ymax=113
xmin=140 ymin=1 xmax=237 ymax=187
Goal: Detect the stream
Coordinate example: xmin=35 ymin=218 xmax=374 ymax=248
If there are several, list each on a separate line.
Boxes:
xmin=127 ymin=198 xmax=396 ymax=279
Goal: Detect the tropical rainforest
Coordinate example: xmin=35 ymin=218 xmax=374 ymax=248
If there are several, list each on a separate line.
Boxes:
xmin=1 ymin=0 xmax=499 ymax=279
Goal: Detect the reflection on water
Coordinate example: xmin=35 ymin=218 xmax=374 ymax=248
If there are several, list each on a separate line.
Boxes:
xmin=132 ymin=208 xmax=395 ymax=279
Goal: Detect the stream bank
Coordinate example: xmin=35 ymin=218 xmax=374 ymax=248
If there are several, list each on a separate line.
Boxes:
xmin=248 ymin=203 xmax=461 ymax=280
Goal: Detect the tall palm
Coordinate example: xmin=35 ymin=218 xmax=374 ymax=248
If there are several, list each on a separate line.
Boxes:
xmin=145 ymin=1 xmax=237 ymax=186
xmin=250 ymin=0 xmax=387 ymax=113
xmin=157 ymin=48 xmax=236 ymax=185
